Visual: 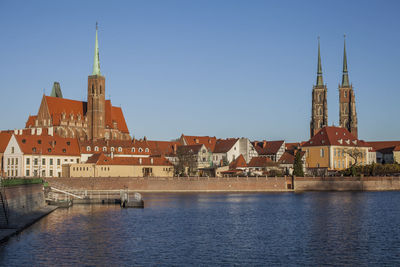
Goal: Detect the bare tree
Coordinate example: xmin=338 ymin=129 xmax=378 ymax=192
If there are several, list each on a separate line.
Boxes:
xmin=344 ymin=147 xmax=364 ymax=167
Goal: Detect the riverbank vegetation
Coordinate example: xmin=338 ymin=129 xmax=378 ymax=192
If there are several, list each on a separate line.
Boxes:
xmin=1 ymin=178 xmax=44 ymax=187
xmin=342 ymin=163 xmax=400 ymax=177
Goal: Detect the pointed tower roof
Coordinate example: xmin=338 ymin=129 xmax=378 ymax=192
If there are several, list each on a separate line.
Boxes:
xmin=50 ymin=82 xmax=63 ymax=98
xmin=92 ymin=22 xmax=102 ymax=76
xmin=316 ymin=37 xmax=324 ymax=87
xmin=341 ymin=35 xmax=350 ymax=87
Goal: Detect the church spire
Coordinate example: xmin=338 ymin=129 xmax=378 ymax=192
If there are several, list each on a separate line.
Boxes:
xmin=316 ymin=37 xmax=324 ymax=87
xmin=341 ymin=34 xmax=349 ymax=87
xmin=92 ymin=22 xmax=101 ymax=76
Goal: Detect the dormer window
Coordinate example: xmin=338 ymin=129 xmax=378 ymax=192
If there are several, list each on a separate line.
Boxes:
xmin=111 ymin=147 xmax=115 ymax=152
xmin=38 ymin=140 xmax=42 ymax=144
xmin=321 ymin=140 xmax=325 ymax=144
xmin=145 ymin=148 xmax=149 ymax=153
xmin=345 ymin=139 xmax=350 ymax=144
xmin=62 ymin=148 xmax=66 ymax=153
xmin=48 ymin=148 xmax=52 ymax=152
xmin=103 ymin=147 xmax=107 ymax=152
xmin=86 ymin=146 xmax=91 ymax=152
xmin=338 ymin=139 xmax=343 ymax=144
xmin=67 ymin=141 xmax=70 ymax=146
xmin=32 ymin=147 xmax=36 ymax=152
xmin=139 ymin=148 xmax=143 ymax=152
xmin=131 ymin=147 xmax=135 ymax=152
xmin=22 ymin=139 xmax=26 ymax=144
xmin=94 ymin=146 xmax=99 ymax=152
xmin=118 ymin=147 xmax=122 ymax=152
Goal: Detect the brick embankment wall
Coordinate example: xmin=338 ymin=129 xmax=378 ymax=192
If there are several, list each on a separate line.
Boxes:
xmin=4 ymin=184 xmax=46 ymax=221
xmin=45 ymin=177 xmax=292 ymax=192
xmin=294 ymin=176 xmax=400 ymax=191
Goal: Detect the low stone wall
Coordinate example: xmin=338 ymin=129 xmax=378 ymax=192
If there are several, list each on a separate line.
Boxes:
xmin=294 ymin=176 xmax=400 ymax=191
xmin=46 ymin=177 xmax=292 ymax=192
xmin=4 ymin=184 xmax=46 ymax=221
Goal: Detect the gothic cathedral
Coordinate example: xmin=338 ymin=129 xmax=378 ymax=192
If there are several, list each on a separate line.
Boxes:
xmin=310 ymin=37 xmax=358 ymax=138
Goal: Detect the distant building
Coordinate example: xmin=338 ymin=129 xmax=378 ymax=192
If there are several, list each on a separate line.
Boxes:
xmin=179 ymin=134 xmax=217 ymax=151
xmin=63 ymin=153 xmax=174 ymax=178
xmin=368 ymin=141 xmax=400 ymax=164
xmin=0 ymin=132 xmax=12 ymax=177
xmin=25 ymin=25 xmax=130 ymax=142
xmin=212 ymin=138 xmax=257 ymax=166
xmin=3 ymin=129 xmax=80 ymax=178
xmin=252 ymin=140 xmax=285 ymax=162
xmin=302 ymin=126 xmax=374 ymax=171
xmin=176 ymin=144 xmax=212 ymax=176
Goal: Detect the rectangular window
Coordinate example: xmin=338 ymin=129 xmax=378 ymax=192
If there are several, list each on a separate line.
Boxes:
xmin=26 ymin=170 xmax=30 ymax=176
xmin=16 ymin=158 xmax=18 ymax=165
xmin=34 ymin=158 xmax=38 ymax=165
xmin=50 ymin=170 xmax=53 ymax=176
xmin=77 ymin=159 xmax=80 ymax=163
xmin=320 ymin=149 xmax=324 ymax=158
xmin=42 ymin=158 xmax=46 ymax=165
xmin=8 ymin=158 xmax=10 ymax=165
xmin=334 ymin=149 xmax=336 ymax=157
xmin=50 ymin=159 xmax=53 ymax=165
xmin=15 ymin=170 xmax=18 ymax=176
xmin=26 ymin=158 xmax=30 ymax=165
xmin=12 ymin=158 xmax=14 ymax=165
xmin=57 ymin=159 xmax=61 ymax=165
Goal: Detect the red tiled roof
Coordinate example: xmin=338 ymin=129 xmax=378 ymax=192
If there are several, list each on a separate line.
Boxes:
xmin=25 ymin=115 xmax=37 ymax=128
xmin=79 ymin=139 xmax=151 ymax=155
xmin=278 ymin=151 xmax=295 ymax=164
xmin=367 ymin=141 xmax=400 ymax=151
xmin=302 ymin=126 xmax=370 ymax=148
xmin=14 ymin=134 xmax=80 ymax=156
xmin=180 ymin=135 xmax=217 ymax=151
xmin=0 ymin=132 xmax=12 ymax=153
xmin=248 ymin=156 xmax=276 ymax=168
xmin=214 ymin=138 xmax=238 ymax=153
xmin=43 ymin=96 xmax=129 ymax=134
xmin=94 ymin=154 xmax=173 ymax=166
xmin=147 ymin=140 xmax=180 ymax=156
xmin=253 ymin=140 xmax=284 ymax=155
xmin=285 ymin=142 xmax=301 ymax=151
xmin=229 ymin=154 xmax=247 ymax=169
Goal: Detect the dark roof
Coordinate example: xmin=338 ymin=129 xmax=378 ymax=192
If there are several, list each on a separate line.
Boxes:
xmin=248 ymin=157 xmax=277 ymax=168
xmin=229 ymin=154 xmax=247 ymax=169
xmin=177 ymin=144 xmax=204 ymax=154
xmin=253 ymin=140 xmax=284 ymax=155
xmin=214 ymin=138 xmax=238 ymax=153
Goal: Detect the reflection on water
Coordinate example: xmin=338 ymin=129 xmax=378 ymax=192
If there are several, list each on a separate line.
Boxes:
xmin=0 ymin=192 xmax=399 ymax=266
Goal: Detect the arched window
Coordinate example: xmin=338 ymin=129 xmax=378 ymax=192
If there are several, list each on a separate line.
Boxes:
xmin=92 ymin=84 xmax=94 ymax=94
xmin=118 ymin=147 xmax=122 ymax=152
xmin=318 ymin=107 xmax=322 ymax=116
xmin=103 ymin=147 xmax=107 ymax=152
xmin=318 ymin=94 xmax=322 ymax=102
xmin=139 ymin=148 xmax=143 ymax=152
xmin=94 ymin=146 xmax=99 ymax=152
xmin=344 ymin=91 xmax=347 ymax=98
xmin=111 ymin=147 xmax=115 ymax=152
xmin=86 ymin=146 xmax=91 ymax=152
xmin=145 ymin=148 xmax=149 ymax=153
xmin=131 ymin=147 xmax=135 ymax=153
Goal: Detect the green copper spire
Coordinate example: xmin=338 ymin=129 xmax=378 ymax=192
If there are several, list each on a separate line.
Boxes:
xmin=50 ymin=82 xmax=63 ymax=98
xmin=342 ymin=34 xmax=350 ymax=87
xmin=92 ymin=22 xmax=101 ymax=76
xmin=316 ymin=37 xmax=324 ymax=87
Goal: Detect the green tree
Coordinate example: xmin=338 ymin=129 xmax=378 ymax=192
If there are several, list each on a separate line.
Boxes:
xmin=293 ymin=151 xmax=304 ymax=177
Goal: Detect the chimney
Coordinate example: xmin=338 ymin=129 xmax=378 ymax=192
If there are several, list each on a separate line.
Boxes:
xmin=143 ymin=136 xmax=147 ymax=141
xmin=195 ymin=138 xmax=199 ymax=144
xmin=263 ymin=141 xmax=267 ymax=148
xmin=173 ymin=144 xmax=177 ymax=153
xmin=254 ymin=141 xmax=258 ymax=147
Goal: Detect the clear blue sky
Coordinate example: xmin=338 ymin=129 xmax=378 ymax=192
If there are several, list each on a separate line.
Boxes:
xmin=0 ymin=1 xmax=399 ymax=142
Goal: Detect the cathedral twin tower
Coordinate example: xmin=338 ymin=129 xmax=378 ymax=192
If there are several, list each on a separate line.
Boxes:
xmin=310 ymin=37 xmax=358 ymax=138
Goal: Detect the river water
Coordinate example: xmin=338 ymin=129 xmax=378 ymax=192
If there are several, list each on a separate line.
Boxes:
xmin=0 ymin=192 xmax=399 ymax=266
